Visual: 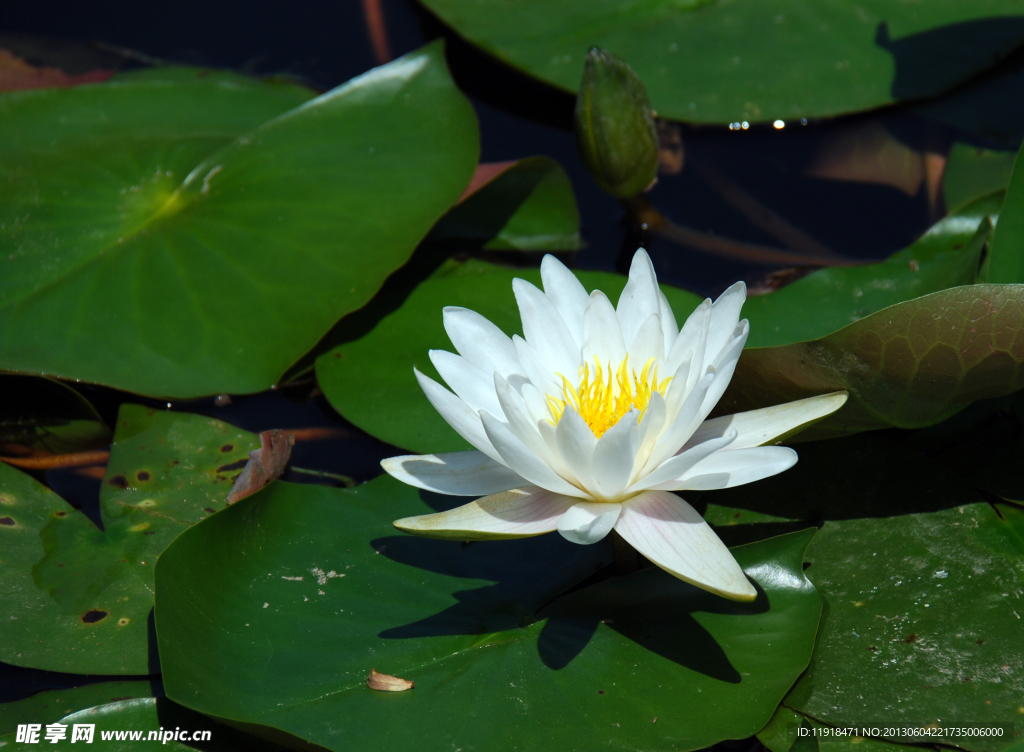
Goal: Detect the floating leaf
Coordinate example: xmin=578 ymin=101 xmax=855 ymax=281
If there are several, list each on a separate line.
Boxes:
xmin=0 ymin=405 xmax=258 ymax=674
xmin=0 ymin=681 xmax=286 ymax=751
xmin=428 ymin=156 xmax=582 ymax=251
xmin=315 ymin=258 xmax=702 ymax=453
xmin=758 ymin=705 xmax=924 ymax=752
xmin=0 ymin=375 xmax=111 ymax=455
xmin=703 ymin=432 xmax=1024 ymax=752
xmin=743 ymin=193 xmax=999 ymax=348
xmin=786 ymin=503 xmax=1024 ymax=752
xmin=155 ymin=474 xmax=821 ymax=752
xmin=719 ymin=283 xmax=1024 ymax=438
xmin=420 ymin=0 xmax=1024 ymax=123
xmin=0 ymin=43 xmax=479 ymax=398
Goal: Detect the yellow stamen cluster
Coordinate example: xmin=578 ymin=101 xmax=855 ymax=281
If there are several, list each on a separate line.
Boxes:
xmin=547 ymin=356 xmax=672 ymax=438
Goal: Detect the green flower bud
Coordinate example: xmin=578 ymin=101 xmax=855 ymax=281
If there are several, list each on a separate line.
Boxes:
xmin=574 ymin=47 xmax=659 ymax=199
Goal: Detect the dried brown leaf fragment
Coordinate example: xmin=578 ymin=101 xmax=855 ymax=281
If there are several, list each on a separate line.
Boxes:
xmin=367 ymin=669 xmax=414 ymax=692
xmin=226 ymin=430 xmax=294 ymax=504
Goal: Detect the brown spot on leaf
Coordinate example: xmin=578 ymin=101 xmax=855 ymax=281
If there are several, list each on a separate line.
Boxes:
xmin=55 ymin=511 xmax=66 ymax=517
xmin=204 ymin=507 xmax=216 ymax=514
xmin=217 ymin=459 xmax=248 ymax=473
xmin=81 ymin=610 xmax=108 ymax=624
xmin=108 ymin=475 xmax=128 ymax=489
xmin=598 ymin=690 xmax=606 ymax=695
xmin=367 ymin=669 xmax=413 ymax=692
xmin=226 ymin=430 xmax=295 ymax=505
xmin=136 ymin=471 xmax=150 ymax=481
xmin=977 ymin=639 xmax=986 ymax=645
xmin=901 ymin=633 xmax=918 ymax=643
xmin=0 ymin=516 xmax=14 ymax=526
xmin=220 ymin=444 xmax=234 ymax=453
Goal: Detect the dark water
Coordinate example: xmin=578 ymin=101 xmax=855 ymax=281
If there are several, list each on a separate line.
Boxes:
xmin=0 ymin=0 xmax=966 ymax=733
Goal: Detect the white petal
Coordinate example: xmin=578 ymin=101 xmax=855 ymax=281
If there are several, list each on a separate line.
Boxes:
xmin=685 ymin=392 xmax=849 ymax=451
xmin=657 ymin=288 xmax=680 ymax=358
xmin=443 ymin=307 xmax=521 ymax=379
xmin=590 ymin=409 xmax=642 ymax=500
xmin=557 ymin=501 xmax=622 ymax=545
xmin=494 ymin=375 xmax=575 ymax=482
xmin=481 ymin=411 xmax=587 ymax=499
xmin=513 ymin=335 xmax=561 ymax=398
xmin=582 ymin=290 xmax=627 ymax=368
xmin=705 ymin=281 xmax=746 ymax=364
xmin=667 ymin=298 xmax=710 ymax=383
xmin=614 ymin=491 xmax=756 ymax=601
xmin=616 ymin=249 xmax=662 ymax=349
xmin=394 ymin=486 xmax=576 ymax=540
xmin=627 ymin=313 xmax=665 ymax=368
xmin=429 ymin=350 xmax=504 ymax=418
xmin=697 ymin=321 xmax=749 ymax=421
xmin=674 ymin=446 xmax=798 ymax=491
xmin=513 ymin=278 xmax=580 ymax=377
xmin=415 ymin=368 xmax=502 ymax=463
xmin=644 ymin=371 xmax=715 ymax=472
xmin=381 ymin=451 xmax=525 ymax=496
xmin=555 ymin=407 xmax=598 ymax=493
xmin=541 ymin=255 xmax=590 ymax=348
xmin=630 ymin=429 xmax=737 ymax=492
xmin=632 ymin=390 xmax=667 ymax=480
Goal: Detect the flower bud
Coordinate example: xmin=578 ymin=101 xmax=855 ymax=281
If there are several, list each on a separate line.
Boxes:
xmin=574 ymin=47 xmax=659 ymax=199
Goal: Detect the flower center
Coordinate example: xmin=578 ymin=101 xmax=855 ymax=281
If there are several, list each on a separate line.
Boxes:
xmin=546 ymin=356 xmax=671 ymax=438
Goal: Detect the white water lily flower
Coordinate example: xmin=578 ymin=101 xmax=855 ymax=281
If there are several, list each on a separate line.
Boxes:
xmin=382 ymin=249 xmax=847 ymax=601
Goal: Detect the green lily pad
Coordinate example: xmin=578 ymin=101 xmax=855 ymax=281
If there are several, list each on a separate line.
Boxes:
xmin=702 ymin=431 xmax=1024 ymax=752
xmin=744 ymin=193 xmax=998 ymax=348
xmin=155 ymin=474 xmax=821 ymax=752
xmin=718 ymin=283 xmax=1024 ymax=438
xmin=0 ymin=376 xmax=111 ymax=455
xmin=316 ymin=258 xmax=703 ymax=453
xmin=786 ymin=502 xmax=1024 ymax=752
xmin=420 ymin=0 xmax=1024 ymax=123
xmin=0 ymin=405 xmax=259 ymax=674
xmin=758 ymin=704 xmax=924 ymax=752
xmin=0 ymin=42 xmax=479 ymax=398
xmin=0 ymin=682 xmax=157 ymax=738
xmin=428 ymin=157 xmax=583 ymax=251
xmin=0 ymin=681 xmax=287 ymax=751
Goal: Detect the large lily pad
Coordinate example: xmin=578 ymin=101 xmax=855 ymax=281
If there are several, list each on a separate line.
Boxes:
xmin=787 ymin=502 xmax=1024 ymax=752
xmin=0 ymin=405 xmax=259 ymax=674
xmin=155 ymin=474 xmax=821 ymax=752
xmin=421 ymin=0 xmax=1024 ymax=123
xmin=315 ymin=258 xmax=703 ymax=453
xmin=0 ymin=43 xmax=479 ymax=398
xmin=718 ymin=284 xmax=1024 ymax=438
xmin=428 ymin=157 xmax=583 ymax=251
xmin=758 ymin=705 xmax=922 ymax=752
xmin=702 ymin=431 xmax=1024 ymax=752
xmin=744 ymin=193 xmax=998 ymax=348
